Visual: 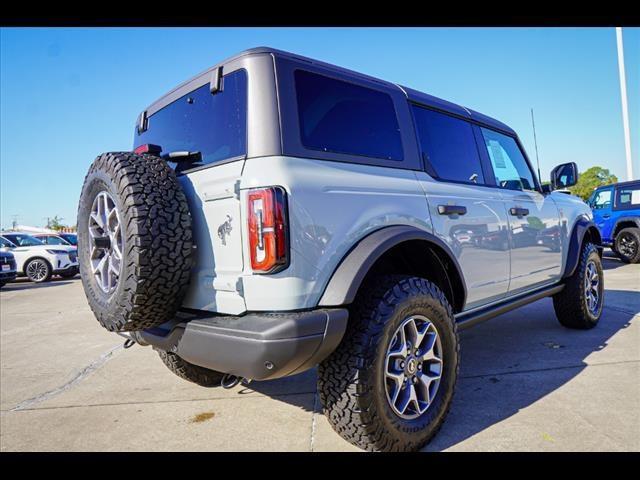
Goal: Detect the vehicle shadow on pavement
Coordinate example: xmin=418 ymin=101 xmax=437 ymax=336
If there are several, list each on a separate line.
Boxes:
xmin=247 ymin=288 xmax=637 ymax=449
xmin=1 ymin=277 xmax=78 ymax=292
xmin=602 ymin=253 xmax=627 ymax=271
xmin=423 ymin=289 xmax=637 ymax=451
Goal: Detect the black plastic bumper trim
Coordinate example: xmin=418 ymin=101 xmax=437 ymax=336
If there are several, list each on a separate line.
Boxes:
xmin=137 ymin=308 xmax=348 ymax=381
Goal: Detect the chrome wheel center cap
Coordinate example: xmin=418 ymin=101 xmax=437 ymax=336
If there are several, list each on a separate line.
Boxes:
xmin=406 ymin=358 xmax=417 ymax=375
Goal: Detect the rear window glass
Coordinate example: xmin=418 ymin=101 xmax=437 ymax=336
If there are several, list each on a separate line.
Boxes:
xmin=412 ymin=105 xmax=485 ymax=185
xmin=134 ymin=69 xmax=247 ymax=168
xmin=294 ymin=70 xmax=403 ymax=161
xmin=615 ymin=185 xmax=640 ymax=210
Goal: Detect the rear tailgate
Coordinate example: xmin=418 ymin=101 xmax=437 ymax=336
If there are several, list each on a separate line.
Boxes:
xmin=133 ymin=68 xmax=249 ymax=314
xmin=179 ymin=162 xmax=246 ymax=314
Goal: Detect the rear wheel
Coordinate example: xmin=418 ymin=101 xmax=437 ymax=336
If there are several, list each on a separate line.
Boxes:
xmin=25 ymin=258 xmax=52 ymax=283
xmin=157 ymin=350 xmax=225 ymax=387
xmin=614 ymin=227 xmax=640 ymax=264
xmin=553 ymin=242 xmax=603 ymax=329
xmin=318 ymin=275 xmax=458 ymax=452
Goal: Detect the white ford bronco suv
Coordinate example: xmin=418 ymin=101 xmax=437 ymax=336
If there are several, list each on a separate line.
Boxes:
xmin=78 ymin=47 xmax=604 ymax=452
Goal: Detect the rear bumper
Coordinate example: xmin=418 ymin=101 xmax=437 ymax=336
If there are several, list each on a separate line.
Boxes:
xmin=135 ymin=308 xmax=348 ymax=381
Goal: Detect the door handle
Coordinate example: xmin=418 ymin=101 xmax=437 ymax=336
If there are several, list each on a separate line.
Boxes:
xmin=438 ymin=205 xmax=467 ymax=216
xmin=602 ymin=214 xmax=611 ymax=219
xmin=510 ymin=207 xmax=529 ymax=217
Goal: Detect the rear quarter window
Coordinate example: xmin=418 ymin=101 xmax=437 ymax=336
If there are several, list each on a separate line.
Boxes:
xmin=412 ymin=105 xmax=485 ymax=185
xmin=134 ymin=69 xmax=247 ymax=169
xmin=615 ymin=184 xmax=640 ymax=210
xmin=294 ymin=70 xmax=403 ymax=161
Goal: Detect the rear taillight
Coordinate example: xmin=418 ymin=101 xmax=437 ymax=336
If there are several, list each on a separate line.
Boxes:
xmin=134 ymin=144 xmax=162 ymax=155
xmin=247 ymin=187 xmax=289 ymax=273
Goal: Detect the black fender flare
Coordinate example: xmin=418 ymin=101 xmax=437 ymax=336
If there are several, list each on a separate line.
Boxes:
xmin=317 ymin=225 xmax=467 ymax=309
xmin=562 ymin=216 xmax=602 ymax=279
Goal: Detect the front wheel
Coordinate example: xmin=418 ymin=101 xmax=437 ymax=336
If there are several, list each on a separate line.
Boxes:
xmin=318 ymin=275 xmax=459 ymax=452
xmin=25 ymin=258 xmax=52 ymax=283
xmin=553 ymin=242 xmax=603 ymax=329
xmin=614 ymin=227 xmax=640 ymax=264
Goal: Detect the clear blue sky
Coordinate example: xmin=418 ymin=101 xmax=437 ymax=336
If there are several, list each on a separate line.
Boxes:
xmin=1 ymin=27 xmax=638 ymax=229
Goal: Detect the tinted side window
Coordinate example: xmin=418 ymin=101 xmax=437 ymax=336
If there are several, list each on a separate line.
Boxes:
xmin=480 ymin=128 xmax=536 ymax=191
xmin=592 ymin=189 xmax=613 ymax=209
xmin=47 ymin=236 xmax=67 ymax=245
xmin=294 ymin=70 xmax=403 ymax=161
xmin=134 ymin=69 xmax=247 ymax=168
xmin=615 ymin=185 xmax=640 ymax=210
xmin=412 ymin=105 xmax=485 ymax=184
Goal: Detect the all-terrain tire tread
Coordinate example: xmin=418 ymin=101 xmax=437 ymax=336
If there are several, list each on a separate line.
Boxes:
xmin=614 ymin=227 xmax=640 ymax=264
xmin=318 ymin=275 xmax=458 ymax=452
xmin=157 ymin=350 xmax=224 ymax=387
xmin=78 ymin=152 xmax=193 ymax=332
xmin=553 ymin=242 xmax=602 ymax=329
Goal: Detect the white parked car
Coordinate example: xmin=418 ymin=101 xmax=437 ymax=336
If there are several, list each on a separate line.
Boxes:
xmin=0 ymin=232 xmax=79 ymax=282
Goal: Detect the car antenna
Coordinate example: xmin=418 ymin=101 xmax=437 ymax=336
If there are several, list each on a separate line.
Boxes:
xmin=531 ymin=108 xmax=542 ymax=184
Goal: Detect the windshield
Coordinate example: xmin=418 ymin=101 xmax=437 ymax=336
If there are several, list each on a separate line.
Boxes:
xmin=3 ymin=234 xmax=45 ymax=247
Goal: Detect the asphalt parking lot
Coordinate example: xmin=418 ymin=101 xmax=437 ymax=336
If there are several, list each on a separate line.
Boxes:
xmin=1 ymin=252 xmax=638 ymax=452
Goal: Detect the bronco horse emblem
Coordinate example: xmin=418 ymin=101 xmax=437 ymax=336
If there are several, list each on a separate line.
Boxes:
xmin=217 ymin=215 xmax=233 ymax=245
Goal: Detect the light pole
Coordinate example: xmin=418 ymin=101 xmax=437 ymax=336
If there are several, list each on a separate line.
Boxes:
xmin=616 ymin=27 xmax=634 ymax=181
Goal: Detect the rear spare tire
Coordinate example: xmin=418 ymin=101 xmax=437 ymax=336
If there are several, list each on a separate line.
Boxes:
xmin=77 ymin=152 xmax=193 ymax=332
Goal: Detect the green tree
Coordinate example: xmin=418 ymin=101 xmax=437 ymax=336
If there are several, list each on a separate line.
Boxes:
xmin=47 ymin=215 xmax=66 ymax=231
xmin=570 ymin=166 xmax=618 ymax=201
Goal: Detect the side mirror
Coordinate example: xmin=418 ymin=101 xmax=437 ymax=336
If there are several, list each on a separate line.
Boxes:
xmin=550 ymin=162 xmax=578 ymax=190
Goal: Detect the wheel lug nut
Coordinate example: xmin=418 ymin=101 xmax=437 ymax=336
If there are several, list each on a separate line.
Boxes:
xmin=412 ymin=377 xmax=418 ymax=384
xmin=400 ymin=361 xmax=405 ymax=368
xmin=418 ymin=363 xmax=422 ymax=370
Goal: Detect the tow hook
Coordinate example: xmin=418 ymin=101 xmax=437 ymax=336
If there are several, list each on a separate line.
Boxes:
xmin=221 ymin=374 xmax=251 ymax=389
xmin=116 ymin=332 xmax=136 ymax=349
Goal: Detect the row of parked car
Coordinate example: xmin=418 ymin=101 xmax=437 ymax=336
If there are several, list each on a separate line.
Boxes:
xmin=0 ymin=232 xmax=78 ymax=287
xmin=1 ymin=182 xmax=638 ymax=289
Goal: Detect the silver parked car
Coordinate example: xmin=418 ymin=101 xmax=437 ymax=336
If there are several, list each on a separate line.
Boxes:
xmin=77 ymin=47 xmax=604 ymax=452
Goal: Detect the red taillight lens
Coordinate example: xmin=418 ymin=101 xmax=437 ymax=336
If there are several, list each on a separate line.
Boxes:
xmin=247 ymin=187 xmax=289 ymax=273
xmin=134 ymin=144 xmax=162 ymax=155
